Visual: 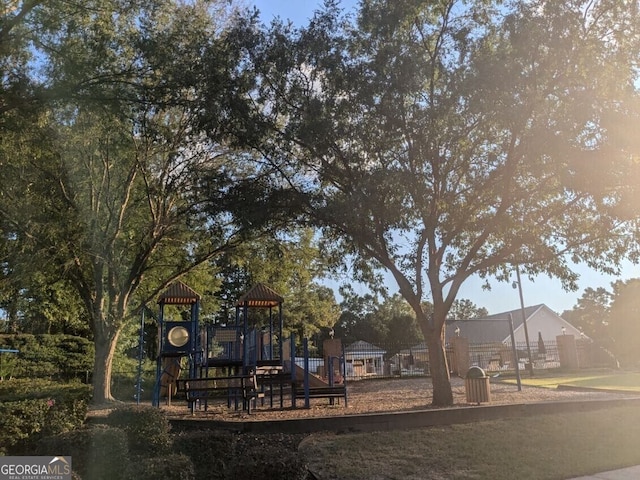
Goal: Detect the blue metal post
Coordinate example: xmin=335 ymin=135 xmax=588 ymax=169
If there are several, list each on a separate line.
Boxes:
xmin=342 ymin=343 xmax=348 ymax=407
xmin=152 ymin=302 xmax=165 ymax=407
xmin=290 ymin=334 xmax=296 ymax=408
xmin=135 ymin=308 xmax=145 ymax=405
xmin=303 ymin=338 xmax=310 ymax=409
xmin=278 ymin=307 xmax=283 ymax=364
xmin=190 ymin=301 xmax=200 ymax=379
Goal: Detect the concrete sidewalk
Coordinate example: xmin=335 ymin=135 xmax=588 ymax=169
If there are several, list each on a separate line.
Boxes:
xmin=567 ymin=465 xmax=640 ymax=479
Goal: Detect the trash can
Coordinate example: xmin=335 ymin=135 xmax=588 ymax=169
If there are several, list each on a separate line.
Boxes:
xmin=464 ymin=366 xmax=491 ymax=404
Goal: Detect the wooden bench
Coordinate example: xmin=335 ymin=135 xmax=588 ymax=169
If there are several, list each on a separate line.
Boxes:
xmin=254 ymin=366 xmax=290 ymax=409
xmin=291 ymin=383 xmax=347 ymax=407
xmin=176 ymin=373 xmax=264 ymax=413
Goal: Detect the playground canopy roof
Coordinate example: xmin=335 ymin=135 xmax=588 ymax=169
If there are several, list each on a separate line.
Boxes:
xmin=157 ymin=281 xmax=201 ymax=305
xmin=236 ymin=283 xmax=284 ymax=308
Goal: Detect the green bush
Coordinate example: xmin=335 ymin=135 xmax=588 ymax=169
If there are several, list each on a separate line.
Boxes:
xmin=0 ymin=378 xmax=91 ymax=402
xmin=0 ymin=393 xmax=89 ymax=455
xmin=0 ymin=351 xmax=18 ymax=380
xmin=0 ymin=377 xmax=90 ymax=455
xmin=127 ymin=453 xmax=195 ymax=480
xmin=173 ymin=430 xmax=235 ymax=479
xmin=229 ymin=443 xmax=308 ymax=480
xmin=105 ymin=405 xmax=172 ymax=455
xmin=173 ymin=430 xmax=308 ymax=480
xmin=37 ymin=425 xmax=129 ymax=480
xmin=0 ymin=399 xmax=50 ymax=455
xmin=0 ymin=334 xmax=93 ymax=380
xmin=40 ymin=396 xmax=88 ymax=438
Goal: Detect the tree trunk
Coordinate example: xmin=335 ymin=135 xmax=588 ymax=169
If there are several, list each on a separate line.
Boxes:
xmin=424 ymin=327 xmax=454 ymax=407
xmin=92 ymin=327 xmax=120 ymax=404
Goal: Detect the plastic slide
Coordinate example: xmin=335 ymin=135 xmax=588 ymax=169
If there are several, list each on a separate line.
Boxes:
xmin=292 ymin=362 xmax=329 ymax=387
xmin=159 ymin=357 xmax=182 ymax=397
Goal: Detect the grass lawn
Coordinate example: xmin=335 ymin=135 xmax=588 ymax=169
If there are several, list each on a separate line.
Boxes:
xmin=300 ymin=404 xmax=640 ymax=480
xmin=500 ymin=370 xmax=640 ymax=392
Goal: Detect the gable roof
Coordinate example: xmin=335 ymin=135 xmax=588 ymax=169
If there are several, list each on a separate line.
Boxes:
xmin=236 ymin=283 xmax=284 ymax=308
xmin=483 ymin=304 xmax=544 ymax=329
xmin=157 ymin=281 xmax=201 ymax=305
xmin=345 ymin=340 xmax=386 ymax=354
xmin=445 ymin=304 xmax=546 ymax=344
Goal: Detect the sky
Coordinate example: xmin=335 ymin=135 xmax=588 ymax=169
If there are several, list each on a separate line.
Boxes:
xmin=249 ymin=0 xmax=640 ymax=315
xmin=250 ymin=1 xmax=357 ymax=25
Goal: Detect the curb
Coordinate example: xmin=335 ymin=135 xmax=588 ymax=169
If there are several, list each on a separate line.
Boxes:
xmin=169 ymin=396 xmax=640 ymax=435
xmin=556 ymin=384 xmax=640 ymax=395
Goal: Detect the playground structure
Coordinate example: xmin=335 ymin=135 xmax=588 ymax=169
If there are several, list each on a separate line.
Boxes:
xmin=290 ymin=336 xmax=348 ymax=408
xmin=152 ymin=281 xmax=347 ymax=413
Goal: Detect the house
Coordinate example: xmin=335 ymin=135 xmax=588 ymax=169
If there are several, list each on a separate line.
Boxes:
xmin=444 ymin=304 xmax=585 ymax=371
xmin=344 ymin=340 xmax=386 ymax=377
xmin=445 ymin=304 xmax=584 ymax=346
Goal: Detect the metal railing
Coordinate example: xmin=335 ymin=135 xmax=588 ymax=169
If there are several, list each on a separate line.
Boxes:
xmin=300 ymin=339 xmax=617 ymax=381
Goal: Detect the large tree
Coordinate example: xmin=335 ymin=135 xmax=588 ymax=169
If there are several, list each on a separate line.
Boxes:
xmin=336 ymin=291 xmax=423 ymax=349
xmin=211 ymin=228 xmax=341 ymax=340
xmin=561 ymin=287 xmax=613 ymax=340
xmin=607 ymin=279 xmax=640 ymax=366
xmin=563 ymin=279 xmax=640 ymax=366
xmin=200 ymin=0 xmax=640 ymax=405
xmin=449 ymin=299 xmax=488 ymax=320
xmin=0 ymin=0 xmax=252 ymax=403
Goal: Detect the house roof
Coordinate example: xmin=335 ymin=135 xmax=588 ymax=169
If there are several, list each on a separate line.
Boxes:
xmin=157 ymin=281 xmax=201 ymax=305
xmin=344 ymin=340 xmax=386 ymax=354
xmin=444 ymin=304 xmax=545 ymax=344
xmin=236 ymin=283 xmax=284 ymax=308
xmin=399 ymin=343 xmax=427 ymax=354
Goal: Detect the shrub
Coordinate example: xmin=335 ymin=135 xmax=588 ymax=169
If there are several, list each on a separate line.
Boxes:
xmin=229 ymin=443 xmax=308 ymax=480
xmin=0 ymin=378 xmax=91 ymax=402
xmin=127 ymin=453 xmax=195 ymax=480
xmin=105 ymin=405 xmax=172 ymax=455
xmin=0 ymin=334 xmax=93 ymax=380
xmin=0 ymin=351 xmax=18 ymax=380
xmin=55 ymin=336 xmax=94 ymax=380
xmin=0 ymin=399 xmax=50 ymax=455
xmin=173 ymin=430 xmax=235 ymax=479
xmin=41 ymin=397 xmax=88 ymax=438
xmin=0 ymin=379 xmax=90 ymax=455
xmin=37 ymin=425 xmax=129 ymax=480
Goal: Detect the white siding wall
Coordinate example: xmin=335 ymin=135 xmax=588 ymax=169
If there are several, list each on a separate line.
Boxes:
xmin=510 ymin=306 xmax=583 ymax=344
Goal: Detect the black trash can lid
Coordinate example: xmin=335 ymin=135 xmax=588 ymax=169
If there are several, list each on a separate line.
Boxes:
xmin=466 ymin=366 xmax=487 ymax=378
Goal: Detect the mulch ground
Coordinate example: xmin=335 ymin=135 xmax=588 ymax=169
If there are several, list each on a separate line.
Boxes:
xmin=124 ymin=376 xmax=635 ymax=423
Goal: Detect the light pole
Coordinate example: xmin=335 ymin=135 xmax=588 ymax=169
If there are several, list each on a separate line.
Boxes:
xmin=507 ymin=313 xmax=522 ymax=391
xmin=514 ymin=266 xmax=534 ymax=376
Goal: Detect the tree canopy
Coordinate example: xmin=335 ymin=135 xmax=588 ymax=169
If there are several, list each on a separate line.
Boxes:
xmin=201 ymin=0 xmax=640 ymax=405
xmin=335 ymin=291 xmax=423 ymax=349
xmin=561 ymin=287 xmax=613 ymax=340
xmin=0 ymin=0 xmax=256 ymax=403
xmin=563 ymin=279 xmax=640 ymax=366
xmin=212 ymin=228 xmax=340 ymax=341
xmin=1 ymin=0 xmax=344 ymax=403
